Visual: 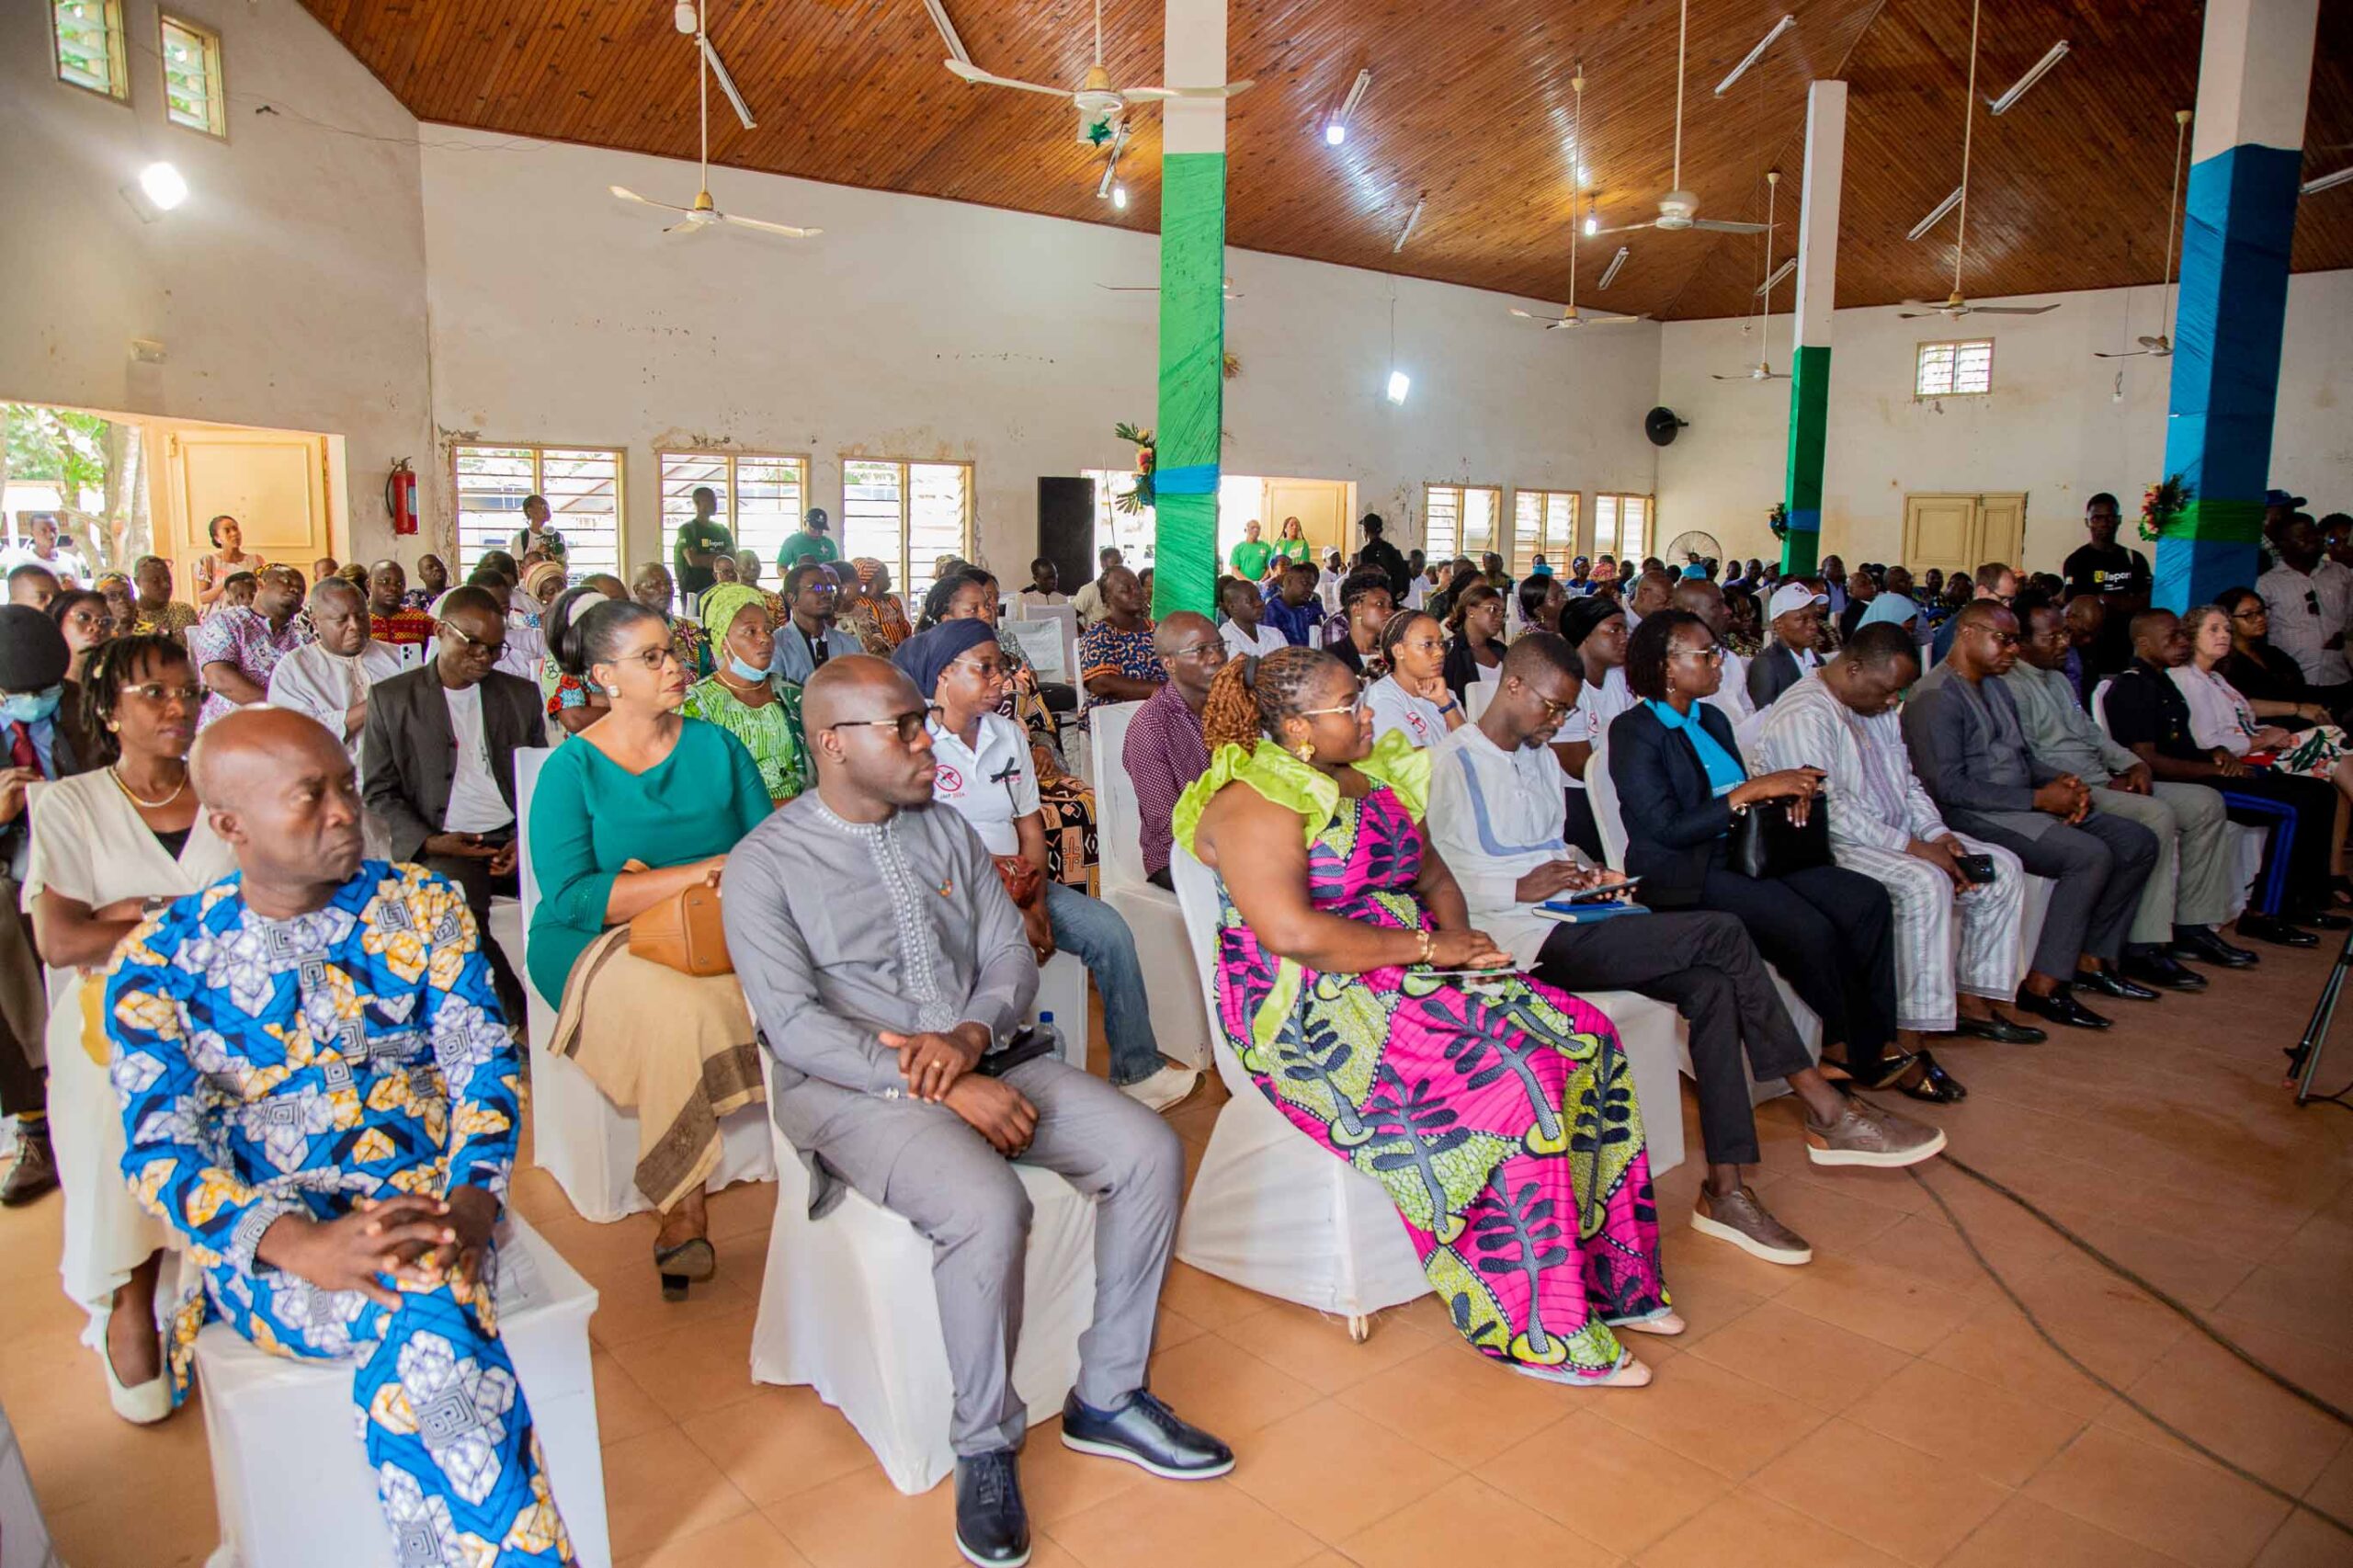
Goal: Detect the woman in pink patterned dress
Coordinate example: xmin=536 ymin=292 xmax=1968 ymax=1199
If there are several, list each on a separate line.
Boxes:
xmin=1174 ymin=646 xmax=1674 ymax=1385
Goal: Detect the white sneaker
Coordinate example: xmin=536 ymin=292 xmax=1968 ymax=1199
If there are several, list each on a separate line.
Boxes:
xmin=1120 ymin=1063 xmax=1200 ymax=1113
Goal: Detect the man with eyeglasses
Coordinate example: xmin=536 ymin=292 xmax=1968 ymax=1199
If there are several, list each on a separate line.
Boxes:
xmin=267 ymin=576 xmax=405 ymax=773
xmin=769 ymin=561 xmax=862 ymax=685
xmin=1126 ymin=613 xmax=1227 ymax=891
xmin=361 ymin=586 xmax=545 ymax=1024
xmin=724 ymin=654 xmax=1234 ymax=1568
xmin=2257 ymin=514 xmax=2353 ymax=706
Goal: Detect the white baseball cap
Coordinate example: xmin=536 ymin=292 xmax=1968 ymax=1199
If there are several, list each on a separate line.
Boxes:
xmin=1767 ymin=582 xmax=1829 ymax=622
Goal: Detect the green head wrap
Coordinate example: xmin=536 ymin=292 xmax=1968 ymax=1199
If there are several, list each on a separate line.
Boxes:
xmin=697 ymin=583 xmax=767 ymax=643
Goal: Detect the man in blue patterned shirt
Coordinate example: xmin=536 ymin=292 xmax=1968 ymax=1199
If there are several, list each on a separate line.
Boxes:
xmin=107 ymin=708 xmax=572 ymax=1566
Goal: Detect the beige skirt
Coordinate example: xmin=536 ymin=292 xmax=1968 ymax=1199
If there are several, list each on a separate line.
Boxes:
xmin=547 ymin=926 xmax=764 ymax=1211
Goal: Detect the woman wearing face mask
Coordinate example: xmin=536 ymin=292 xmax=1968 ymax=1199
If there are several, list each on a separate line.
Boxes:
xmin=23 ymin=635 xmax=228 ymax=1424
xmin=678 ymin=583 xmax=809 ymax=807
xmin=528 ymin=598 xmax=772 ymax=1296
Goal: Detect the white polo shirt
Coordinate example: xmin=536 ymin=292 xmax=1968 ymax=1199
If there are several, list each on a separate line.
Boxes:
xmin=1366 ymin=674 xmax=1455 ymax=749
xmin=1220 ymin=618 xmax=1289 ymax=660
xmin=926 ymin=710 xmax=1039 ymax=857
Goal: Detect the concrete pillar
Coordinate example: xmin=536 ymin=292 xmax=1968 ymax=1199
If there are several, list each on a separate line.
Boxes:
xmin=1781 ymin=81 xmax=1846 ymax=579
xmin=1152 ymin=0 xmax=1227 ymax=619
xmin=2156 ymin=0 xmax=2318 ymax=608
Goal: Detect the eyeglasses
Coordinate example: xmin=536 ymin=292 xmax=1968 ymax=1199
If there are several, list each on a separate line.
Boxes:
xmin=1973 ymin=629 xmax=2021 ymax=648
xmin=827 ymin=705 xmax=939 ymax=744
xmin=121 ymin=682 xmax=203 ymax=706
xmin=439 ymin=621 xmax=509 ymax=657
xmin=2231 ymin=609 xmax=2267 ymax=622
xmin=1168 ymin=640 xmax=1224 ymax=661
xmin=1669 ymin=646 xmax=1726 ymax=665
xmin=950 ymin=653 xmax=1010 ymax=681
xmin=1294 ymin=695 xmax=1370 ymax=720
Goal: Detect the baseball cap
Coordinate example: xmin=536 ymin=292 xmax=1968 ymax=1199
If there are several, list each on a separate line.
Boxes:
xmin=2267 ymin=489 xmax=2307 ymax=509
xmin=1767 ymin=582 xmax=1829 ymax=622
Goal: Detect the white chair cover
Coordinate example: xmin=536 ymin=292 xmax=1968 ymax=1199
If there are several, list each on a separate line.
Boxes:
xmin=1464 ymin=679 xmax=1496 ymax=721
xmin=0 ymin=1397 xmax=63 ymax=1568
xmin=1086 ymin=700 xmax=1212 ymax=1068
xmin=512 ymin=747 xmax=775 ymax=1223
xmin=193 ymin=1217 xmax=610 ymax=1568
xmin=747 ymin=1059 xmax=1097 ymax=1495
xmin=1011 ymin=601 xmax=1078 ymax=687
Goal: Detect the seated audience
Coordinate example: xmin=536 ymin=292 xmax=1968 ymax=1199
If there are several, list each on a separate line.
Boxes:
xmin=105 ymin=708 xmax=573 ymax=1562
xmin=631 ymin=563 xmax=712 ymax=679
xmin=527 ymin=599 xmax=770 ymax=1293
xmin=1517 ymin=572 xmax=1567 ymax=638
xmin=2256 ymin=515 xmax=2353 ymax=708
xmin=25 ymin=635 xmax=229 ymax=1424
xmin=2065 ymin=494 xmax=2153 ymax=676
xmin=1077 ymin=566 xmax=1164 ymax=711
xmin=466 ymin=568 xmax=545 ymax=681
xmin=1563 ymin=555 xmax=1596 ymax=597
xmin=769 ymin=561 xmax=864 ymax=683
xmin=1179 ymin=645 xmax=1674 ymax=1382
xmin=1425 ymin=556 xmax=1476 ymax=624
xmin=9 ymin=565 xmax=59 ymax=612
xmin=677 ymin=582 xmax=810 ymax=807
xmin=1611 ymin=610 xmax=1909 ymax=1091
xmin=1404 ymin=548 xmax=1430 ymax=608
xmin=402 ymin=553 xmax=449 ymax=611
xmin=190 ymin=564 xmax=304 ymax=731
xmin=1747 ymin=581 xmax=1827 ymax=710
xmin=267 ymin=578 xmax=404 ymax=769
xmin=1365 ymin=609 xmax=1465 ymax=749
xmin=1722 ymin=583 xmax=1763 ymax=658
xmin=2005 ymin=597 xmax=2256 ymax=969
xmin=214 ymin=571 xmax=258 ymax=613
xmin=1327 ymin=571 xmax=1395 ymax=676
xmin=540 ymin=578 xmax=626 ymax=736
xmin=516 ymin=559 xmax=567 ymax=631
xmin=1563 ymin=594 xmax=1635 ymax=754
xmin=1929 ymin=561 xmax=2015 ymax=665
xmin=49 ymin=590 xmax=112 ymax=684
xmin=1623 ymin=568 xmax=1674 ymax=631
xmin=189 ymin=515 xmax=264 ymax=612
xmin=126 ymin=556 xmax=198 ymax=642
xmin=92 ymin=571 xmax=136 ymax=635
xmin=1836 ymin=569 xmax=1879 ymax=643
xmin=900 ymin=621 xmax=1198 ymax=1110
xmin=1439 ymin=582 xmax=1506 ymax=701
xmin=1071 ymin=546 xmax=1124 ymax=626
xmin=1676 ymin=579 xmax=1755 ymax=736
xmin=1126 ymin=613 xmax=1226 ymax=890
xmin=1904 ymin=602 xmax=2160 ymax=1028
xmin=1017 ymin=557 xmax=1066 ymax=612
xmin=727 ymin=654 xmax=1230 ymax=1567
xmin=364 ymin=559 xmax=437 ymax=669
xmin=1429 ymin=633 xmax=1941 ymax=1267
xmin=2181 ymin=602 xmax=2349 ymax=768
xmin=2216 ymin=585 xmax=2339 ymax=720
xmin=1217 ymin=574 xmax=1287 ymax=660
xmin=842 ymin=557 xmax=915 ymax=653
xmin=1857 ymin=591 xmax=1923 ymax=643
xmin=1755 ymin=624 xmax=2040 ymax=1078
xmin=1259 ymin=562 xmax=1323 ymax=648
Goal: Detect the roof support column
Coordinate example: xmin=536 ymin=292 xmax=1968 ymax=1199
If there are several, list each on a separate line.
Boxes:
xmin=1152 ymin=0 xmax=1227 ymax=619
xmin=1781 ymin=80 xmax=1846 ymax=580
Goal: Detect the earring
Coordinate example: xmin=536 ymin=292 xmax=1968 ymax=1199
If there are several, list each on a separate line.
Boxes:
xmin=1291 ymin=742 xmax=1314 ymax=762
xmin=107 ymin=720 xmax=120 ymax=733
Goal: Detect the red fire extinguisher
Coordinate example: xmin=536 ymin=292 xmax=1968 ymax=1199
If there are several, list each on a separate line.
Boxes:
xmin=385 ymin=459 xmax=418 ymax=537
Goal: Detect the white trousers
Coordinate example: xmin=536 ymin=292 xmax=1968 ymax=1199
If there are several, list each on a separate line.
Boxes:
xmin=1835 ymin=836 xmax=2027 ymax=1033
xmin=46 ymin=975 xmax=174 ymax=1350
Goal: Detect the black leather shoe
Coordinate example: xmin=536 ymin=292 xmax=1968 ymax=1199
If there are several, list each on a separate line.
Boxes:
xmin=953 ymin=1450 xmax=1030 ymax=1568
xmin=1061 ymin=1390 xmax=1235 ymax=1481
xmin=2169 ymin=927 xmax=2258 ymax=968
xmin=1952 ymin=1013 xmax=2048 ymax=1044
xmin=2121 ymin=953 xmax=2207 ymax=992
xmin=2016 ymin=986 xmax=2112 ymax=1030
xmin=2237 ymin=914 xmax=2319 ymax=949
xmin=2073 ymin=968 xmax=2162 ymax=1002
xmin=2290 ymin=907 xmax=2353 ymax=932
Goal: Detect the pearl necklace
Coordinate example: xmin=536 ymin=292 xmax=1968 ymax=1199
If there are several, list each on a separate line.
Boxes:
xmin=109 ymin=765 xmax=188 ymax=811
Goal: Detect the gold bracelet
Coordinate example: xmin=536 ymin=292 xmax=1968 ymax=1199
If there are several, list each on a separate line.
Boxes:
xmin=1415 ymin=928 xmax=1435 ymax=965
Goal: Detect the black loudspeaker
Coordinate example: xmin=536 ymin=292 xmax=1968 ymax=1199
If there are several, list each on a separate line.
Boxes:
xmin=1037 ymin=477 xmax=1097 ymax=596
xmin=1645 ymin=406 xmax=1688 ymax=447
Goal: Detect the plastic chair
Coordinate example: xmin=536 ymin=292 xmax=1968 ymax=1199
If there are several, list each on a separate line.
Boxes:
xmin=1086 ymin=700 xmax=1212 ymax=1069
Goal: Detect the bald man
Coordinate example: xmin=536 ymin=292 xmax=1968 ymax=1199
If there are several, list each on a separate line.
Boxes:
xmin=1674 ymin=577 xmax=1756 ymax=733
xmin=1130 ymin=612 xmax=1228 ymax=887
xmin=723 ymin=657 xmax=1232 ymax=1566
xmin=106 ymin=710 xmax=570 ymax=1562
xmin=267 ymin=577 xmax=406 ymax=768
xmin=1624 ymin=567 xmax=1676 ymax=631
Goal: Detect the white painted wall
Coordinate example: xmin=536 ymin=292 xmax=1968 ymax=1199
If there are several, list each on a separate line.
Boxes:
xmin=418 ymin=133 xmax=1665 ymax=578
xmin=1657 ymin=268 xmax=2353 ymax=574
xmin=0 ymin=0 xmax=433 ymax=562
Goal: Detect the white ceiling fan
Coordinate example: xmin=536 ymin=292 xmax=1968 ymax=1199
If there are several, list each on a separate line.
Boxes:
xmin=2098 ymin=108 xmax=2189 ymax=358
xmin=944 ymin=0 xmax=1254 ymax=147
xmin=1715 ymin=169 xmax=1791 ymax=380
xmin=610 ymin=0 xmax=819 ymax=239
xmin=1900 ymin=0 xmax=2056 ymax=320
xmin=1510 ymin=70 xmax=1646 ymax=330
xmin=1594 ymin=0 xmax=1770 ymax=237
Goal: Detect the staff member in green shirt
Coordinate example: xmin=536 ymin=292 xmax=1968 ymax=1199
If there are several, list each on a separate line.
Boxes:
xmin=673 ymin=486 xmax=734 ymax=610
xmin=1228 ymin=519 xmax=1274 ymax=583
xmin=776 ymin=506 xmax=839 ymax=573
xmin=1272 ymin=516 xmax=1313 ymax=568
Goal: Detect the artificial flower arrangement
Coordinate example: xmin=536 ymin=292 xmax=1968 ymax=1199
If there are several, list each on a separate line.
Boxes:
xmin=1112 ymin=421 xmax=1155 ymax=514
xmin=1768 ymin=501 xmax=1790 ymax=540
xmin=2139 ymin=473 xmax=2194 ymax=541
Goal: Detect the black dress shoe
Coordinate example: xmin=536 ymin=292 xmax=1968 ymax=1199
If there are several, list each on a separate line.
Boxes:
xmin=2168 ymin=928 xmax=2258 ymax=968
xmin=2290 ymin=907 xmax=2353 ymax=931
xmin=2238 ymin=914 xmax=2319 ymax=949
xmin=1952 ymin=1014 xmax=2048 ymax=1044
xmin=1061 ymin=1390 xmax=1235 ymax=1480
xmin=954 ymin=1450 xmax=1030 ymax=1568
xmin=2016 ymin=986 xmax=2112 ymax=1030
xmin=2121 ymin=953 xmax=2207 ymax=992
xmin=2073 ymin=968 xmax=2162 ymax=1002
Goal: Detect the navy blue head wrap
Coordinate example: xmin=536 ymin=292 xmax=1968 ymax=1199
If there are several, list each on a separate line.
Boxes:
xmin=891 ymin=617 xmax=999 ymax=698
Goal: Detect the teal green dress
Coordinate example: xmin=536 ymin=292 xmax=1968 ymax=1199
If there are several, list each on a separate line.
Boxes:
xmin=525 ymin=718 xmax=772 ymax=1003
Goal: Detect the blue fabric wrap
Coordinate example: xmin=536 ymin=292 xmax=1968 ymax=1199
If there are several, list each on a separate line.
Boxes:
xmin=1154 ymin=462 xmax=1220 ymax=496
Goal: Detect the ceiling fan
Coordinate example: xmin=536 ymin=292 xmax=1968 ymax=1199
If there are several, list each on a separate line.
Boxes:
xmin=610 ymin=0 xmax=818 ymax=238
xmin=1097 ymin=277 xmax=1243 ymax=299
xmin=1899 ymin=0 xmax=2055 ymax=320
xmin=1594 ymin=0 xmax=1770 ymax=237
xmin=944 ymin=0 xmax=1254 ymax=146
xmin=1510 ymin=70 xmax=1646 ymax=330
xmin=1715 ymin=169 xmax=1791 ymax=380
xmin=2097 ymin=109 xmax=2189 ymax=358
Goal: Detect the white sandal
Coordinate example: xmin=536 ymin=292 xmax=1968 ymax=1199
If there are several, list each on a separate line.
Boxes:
xmin=103 ymin=1336 xmax=171 ymax=1426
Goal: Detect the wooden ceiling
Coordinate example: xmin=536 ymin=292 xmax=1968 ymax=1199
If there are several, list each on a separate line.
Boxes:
xmin=300 ymin=0 xmax=2353 ymax=321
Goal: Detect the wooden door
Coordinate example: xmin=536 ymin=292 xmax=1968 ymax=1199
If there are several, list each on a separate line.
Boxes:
xmin=1901 ymin=494 xmax=1980 ymax=575
xmin=1264 ymin=479 xmax=1348 ymax=559
xmin=1976 ymin=493 xmax=2027 ymax=569
xmin=165 ymin=427 xmax=331 ymax=573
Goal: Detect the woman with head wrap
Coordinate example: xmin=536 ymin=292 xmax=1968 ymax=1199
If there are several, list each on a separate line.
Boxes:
xmin=677 ymin=583 xmax=809 ymax=806
xmin=840 ymin=557 xmax=914 ymax=653
xmin=1855 ymin=593 xmax=1923 ymax=644
xmin=517 ymin=559 xmax=569 ymax=630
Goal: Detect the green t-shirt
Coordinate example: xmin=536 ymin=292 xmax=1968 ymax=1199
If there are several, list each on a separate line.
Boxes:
xmin=1229 ymin=540 xmax=1274 ymax=581
xmin=674 ymin=517 xmax=734 ymax=597
xmin=1272 ymin=537 xmax=1313 ymax=565
xmin=776 ymin=530 xmax=840 ymax=571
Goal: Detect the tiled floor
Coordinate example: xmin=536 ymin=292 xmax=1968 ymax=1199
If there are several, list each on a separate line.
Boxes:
xmin=5 ymin=935 xmax=2352 ymax=1567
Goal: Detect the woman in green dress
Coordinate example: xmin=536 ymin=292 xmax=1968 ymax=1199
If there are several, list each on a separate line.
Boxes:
xmin=677 ymin=583 xmax=810 ymax=806
xmin=527 ymin=598 xmax=771 ymax=1297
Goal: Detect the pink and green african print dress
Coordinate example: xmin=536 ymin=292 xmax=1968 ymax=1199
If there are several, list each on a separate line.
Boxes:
xmin=1176 ymin=735 xmax=1668 ymax=1381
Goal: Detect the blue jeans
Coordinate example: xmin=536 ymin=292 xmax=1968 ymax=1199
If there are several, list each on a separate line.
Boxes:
xmin=1044 ymin=881 xmax=1163 ymax=1085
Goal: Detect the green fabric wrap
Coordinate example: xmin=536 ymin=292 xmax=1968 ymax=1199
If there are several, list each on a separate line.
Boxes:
xmin=1153 ymin=151 xmax=1227 ymax=622
xmin=1781 ymin=343 xmax=1831 ymax=577
xmin=1170 ymin=729 xmax=1430 ymax=858
xmin=2166 ymin=495 xmax=2266 ymax=546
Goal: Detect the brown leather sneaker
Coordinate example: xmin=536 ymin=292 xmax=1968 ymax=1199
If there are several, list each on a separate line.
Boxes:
xmin=1690 ymin=1184 xmax=1813 ymax=1266
xmin=1804 ymin=1099 xmax=1947 ymax=1169
xmin=0 ymin=1126 xmax=58 ymax=1207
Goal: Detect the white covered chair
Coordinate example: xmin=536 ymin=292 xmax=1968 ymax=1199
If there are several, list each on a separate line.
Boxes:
xmin=1464 ymin=678 xmax=1497 ymax=721
xmin=747 ymin=1059 xmax=1098 ymax=1495
xmin=1086 ymin=699 xmax=1212 ymax=1069
xmin=513 ymin=747 xmax=775 ymax=1223
xmin=194 ymin=1216 xmax=611 ymax=1568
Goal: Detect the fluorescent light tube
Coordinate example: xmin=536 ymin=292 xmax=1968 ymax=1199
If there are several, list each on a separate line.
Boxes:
xmin=1597 ymin=245 xmax=1629 ymax=290
xmin=2302 ymin=165 xmax=2353 ymax=198
xmin=1386 ymin=370 xmax=1411 ymax=404
xmin=1986 ymin=40 xmax=2068 ymax=115
xmin=1393 ymin=194 xmax=1425 ymax=254
xmin=1908 ymin=185 xmax=1963 ymax=241
xmin=1326 ymin=67 xmax=1371 ymax=146
xmin=1756 ymin=257 xmax=1795 ymax=295
xmin=702 ymin=37 xmax=756 ymax=129
xmin=1715 ymin=15 xmax=1794 ymax=97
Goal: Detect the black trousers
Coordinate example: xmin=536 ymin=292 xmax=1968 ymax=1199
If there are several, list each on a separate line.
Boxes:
xmin=1690 ymin=858 xmax=1900 ymax=1076
xmin=1561 ymin=787 xmax=1606 ymax=865
xmin=2213 ymin=770 xmax=2337 ymax=915
xmin=426 ymin=829 xmax=525 ymax=1027
xmin=1533 ymin=910 xmax=1813 ymax=1167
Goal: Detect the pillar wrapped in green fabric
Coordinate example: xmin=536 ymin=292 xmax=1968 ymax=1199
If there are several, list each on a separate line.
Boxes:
xmin=1780 ymin=345 xmax=1829 ymax=578
xmin=1153 ymin=150 xmax=1227 ymax=621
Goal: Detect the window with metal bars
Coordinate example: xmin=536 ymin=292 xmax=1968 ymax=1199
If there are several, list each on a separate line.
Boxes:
xmin=658 ymin=451 xmax=807 ymax=576
xmin=1422 ymin=483 xmax=1502 ymax=564
xmin=840 ymin=460 xmax=972 ymax=607
xmin=451 ymin=445 xmax=624 ymax=584
xmin=1915 ymin=338 xmax=1994 ymax=398
xmin=52 ymin=0 xmax=128 ymax=99
xmin=1592 ymin=494 xmax=1652 ymax=564
xmin=161 ymin=15 xmax=225 ymax=136
xmin=1510 ymin=489 xmax=1580 ymax=576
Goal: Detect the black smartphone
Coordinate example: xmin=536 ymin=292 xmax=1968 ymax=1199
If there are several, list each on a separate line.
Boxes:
xmin=1956 ymin=853 xmax=1997 ymax=885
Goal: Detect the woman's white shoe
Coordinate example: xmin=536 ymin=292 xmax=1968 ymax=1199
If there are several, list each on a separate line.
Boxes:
xmin=104 ymin=1338 xmax=172 ymax=1425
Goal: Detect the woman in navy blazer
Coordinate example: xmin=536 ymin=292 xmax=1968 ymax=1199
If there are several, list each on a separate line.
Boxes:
xmin=1609 ymin=609 xmax=1912 ymax=1094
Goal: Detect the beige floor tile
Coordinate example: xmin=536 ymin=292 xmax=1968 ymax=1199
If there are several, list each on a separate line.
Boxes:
xmin=1634 ymin=1487 xmax=1904 ymax=1568
xmin=1336 ymin=1472 xmax=1619 ymax=1568
xmin=1152 ymin=1303 xmax=1210 ymax=1352
xmin=1725 ymin=1173 xmax=1911 ymax=1255
xmin=1335 ymin=1338 xmax=1615 ymax=1469
xmin=2303 ymin=1434 xmax=2353 ymax=1521
xmin=2215 ymin=1262 xmax=2353 ymax=1356
xmin=600 ymin=1423 xmax=756 ymax=1559
xmin=705 ymin=1177 xmax=780 ymax=1244
xmin=1158 ymin=1259 xmax=1279 ymax=1326
xmin=677 ymin=1383 xmax=879 ymax=1506
xmin=592 ymin=1346 xmax=674 ymax=1448
xmin=1590 ymin=1352 xmax=1828 ymax=1480
xmin=1218 ymin=1297 xmax=1440 ymax=1395
xmin=1051 ymin=1475 xmax=1324 ymax=1568
xmin=1768 ymin=1254 xmax=1980 ymax=1355
xmin=1145 ymin=1333 xmax=1321 ymax=1441
xmin=1677 ymin=1300 xmax=1911 ymax=1411
xmin=611 ymin=1508 xmax=813 ymax=1568
xmin=2251 ymin=1508 xmax=2353 ymax=1568
xmin=42 ymin=1448 xmax=218 ymax=1568
xmin=766 ymin=1466 xmax=959 ymax=1568
xmin=2024 ymin=1424 xmax=2291 ymax=1568
xmin=1937 ymin=1493 xmax=2188 ymax=1568
xmin=1841 ymin=1358 xmax=2086 ymax=1488
xmin=1011 ymin=1416 xmax=1147 ymax=1527
xmin=1745 ymin=1417 xmax=2009 ymax=1566
xmin=1921 ymin=1298 xmax=2117 ymax=1420
xmin=603 ymin=1304 xmax=763 ymax=1425
xmin=1481 ymin=1408 xmax=1730 ymax=1558
xmin=581 ymin=1246 xmax=760 ymax=1351
xmin=2100 ymin=1332 xmax=2353 ymax=1495
xmin=1225 ymin=1398 xmax=1459 ymax=1542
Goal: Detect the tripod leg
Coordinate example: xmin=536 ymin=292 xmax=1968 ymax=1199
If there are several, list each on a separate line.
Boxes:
xmin=2291 ymin=923 xmax=2353 ymax=1101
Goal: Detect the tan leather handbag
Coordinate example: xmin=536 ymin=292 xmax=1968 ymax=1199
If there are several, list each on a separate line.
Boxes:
xmin=628 ymin=882 xmax=733 ymax=976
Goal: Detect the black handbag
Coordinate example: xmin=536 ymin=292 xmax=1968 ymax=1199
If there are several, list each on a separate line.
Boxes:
xmin=1725 ymin=794 xmax=1832 ymax=880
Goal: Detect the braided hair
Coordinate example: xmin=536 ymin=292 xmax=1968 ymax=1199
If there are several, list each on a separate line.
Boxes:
xmin=1199 ymin=645 xmax=1341 ymax=752
xmin=1379 ymin=608 xmax=1437 ymax=666
xmin=78 ymin=634 xmax=191 ymax=767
